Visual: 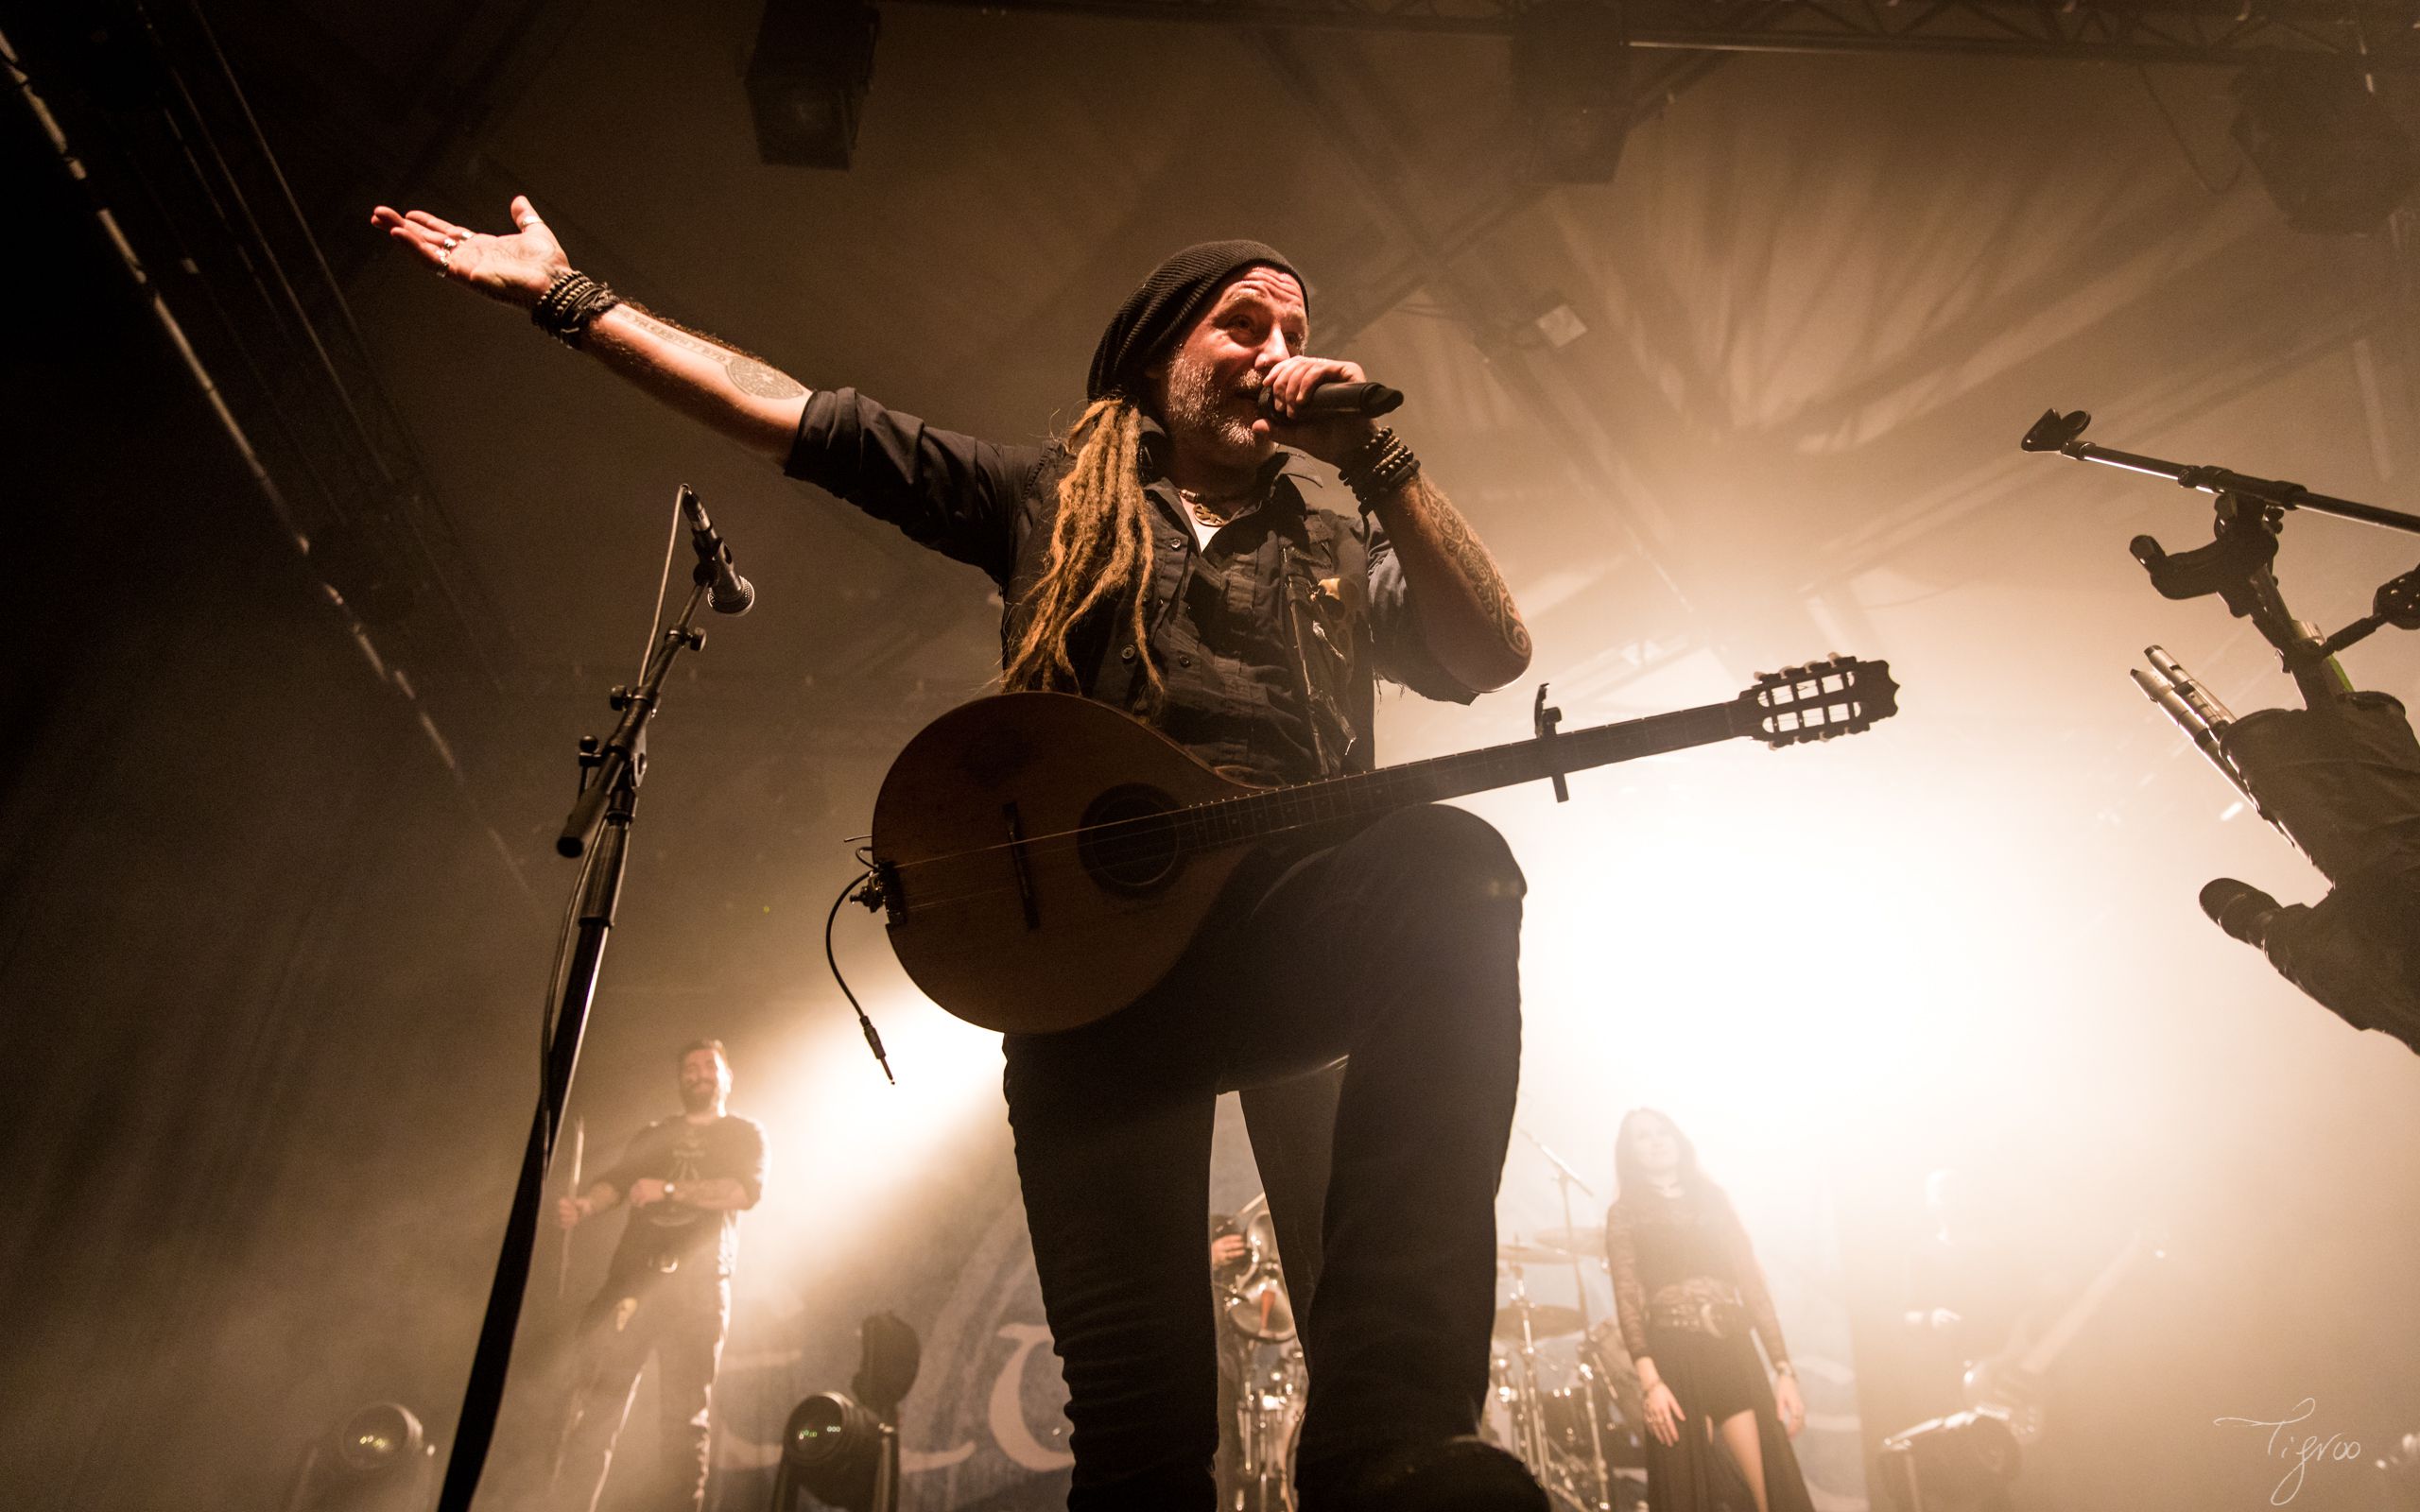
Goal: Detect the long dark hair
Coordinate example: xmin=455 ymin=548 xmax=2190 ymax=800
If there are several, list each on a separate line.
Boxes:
xmin=1612 ymin=1107 xmax=1708 ymax=1211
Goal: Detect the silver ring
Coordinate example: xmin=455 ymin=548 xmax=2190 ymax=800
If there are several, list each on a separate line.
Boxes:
xmin=441 ymin=235 xmax=460 ymax=249
xmin=439 ymin=245 xmax=454 ymax=274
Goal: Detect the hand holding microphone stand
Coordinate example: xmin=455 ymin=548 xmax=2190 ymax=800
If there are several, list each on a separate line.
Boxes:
xmin=435 ymin=486 xmax=754 ymax=1512
xmin=2022 ymin=411 xmax=2420 ymax=1055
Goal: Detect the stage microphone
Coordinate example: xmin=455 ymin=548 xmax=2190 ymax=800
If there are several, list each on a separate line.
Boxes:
xmin=679 ymin=486 xmax=755 ymax=615
xmin=2201 ymin=877 xmax=2281 ymax=947
xmin=1256 ymin=379 xmax=1404 ymax=419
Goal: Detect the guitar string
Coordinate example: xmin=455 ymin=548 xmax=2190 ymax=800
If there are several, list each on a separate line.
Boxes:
xmin=876 ymin=716 xmax=1859 ymax=913
xmin=875 ymin=804 xmax=1431 ymax=916
xmin=875 ymin=708 xmax=1704 ymax=876
xmin=873 ymin=689 xmax=1863 ymax=885
xmin=878 ymin=767 xmax=1450 ymax=879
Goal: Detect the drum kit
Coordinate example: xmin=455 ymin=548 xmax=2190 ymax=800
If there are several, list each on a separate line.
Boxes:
xmin=1492 ymin=1122 xmax=1651 ymax=1512
xmin=1214 ymin=1142 xmax=1649 ymax=1512
xmin=1488 ymin=1232 xmax=1648 ymax=1512
xmin=1219 ymin=1195 xmax=1307 ymax=1512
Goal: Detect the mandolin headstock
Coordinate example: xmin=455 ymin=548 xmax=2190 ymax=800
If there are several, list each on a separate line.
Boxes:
xmin=1738 ymin=655 xmax=1899 ymax=747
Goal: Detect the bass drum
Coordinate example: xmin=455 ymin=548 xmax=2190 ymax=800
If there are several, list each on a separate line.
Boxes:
xmin=1541 ymin=1372 xmax=1646 ymax=1471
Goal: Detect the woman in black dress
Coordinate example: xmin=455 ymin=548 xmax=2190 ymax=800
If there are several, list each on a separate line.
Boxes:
xmin=1603 ymin=1109 xmax=1814 ymax=1512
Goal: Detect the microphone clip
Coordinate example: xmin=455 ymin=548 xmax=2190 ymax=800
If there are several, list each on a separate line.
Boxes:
xmin=678 ymin=486 xmax=756 ymax=616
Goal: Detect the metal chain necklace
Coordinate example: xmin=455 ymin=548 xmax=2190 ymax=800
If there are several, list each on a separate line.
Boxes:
xmin=1180 ymin=481 xmax=1261 ymax=528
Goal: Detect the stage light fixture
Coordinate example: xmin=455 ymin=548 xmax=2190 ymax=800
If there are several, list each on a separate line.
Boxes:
xmin=773 ymin=1314 xmax=922 ymax=1511
xmin=1877 ymin=1409 xmax=2022 ymax=1508
xmin=2231 ymin=60 xmax=2416 ymax=233
xmin=335 ymin=1401 xmax=424 ymax=1473
xmin=851 ymin=1309 xmax=922 ymax=1419
xmin=282 ymin=1402 xmax=434 ymax=1512
xmin=745 ymin=0 xmax=882 ymax=169
xmin=1512 ymin=0 xmax=1633 ymax=184
xmin=779 ymin=1391 xmax=893 ymax=1511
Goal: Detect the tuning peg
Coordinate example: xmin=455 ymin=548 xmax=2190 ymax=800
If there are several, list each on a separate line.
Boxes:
xmin=1531 ymin=683 xmax=1570 ymax=803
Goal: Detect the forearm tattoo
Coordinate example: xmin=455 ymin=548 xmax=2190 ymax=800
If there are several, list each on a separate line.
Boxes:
xmin=1403 ymin=474 xmax=1532 ymax=662
xmin=625 ymin=305 xmax=806 ymax=399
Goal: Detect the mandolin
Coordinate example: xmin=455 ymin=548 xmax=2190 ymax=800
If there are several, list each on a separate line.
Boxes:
xmin=869 ymin=656 xmax=1897 ymax=1034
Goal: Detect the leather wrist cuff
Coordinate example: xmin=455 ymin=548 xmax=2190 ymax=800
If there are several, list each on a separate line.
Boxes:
xmin=532 ymin=270 xmax=622 ymax=350
xmin=1336 ymin=425 xmax=1421 ymax=512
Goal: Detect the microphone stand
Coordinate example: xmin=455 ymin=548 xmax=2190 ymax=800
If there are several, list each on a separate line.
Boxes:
xmin=1515 ymin=1124 xmax=1611 ymax=1510
xmin=2021 ymin=408 xmax=2420 ymax=706
xmin=435 ymin=530 xmax=728 ymax=1512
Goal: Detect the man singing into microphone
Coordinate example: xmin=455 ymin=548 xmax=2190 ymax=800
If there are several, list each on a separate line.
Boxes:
xmin=374 ymin=198 xmax=1539 ymax=1511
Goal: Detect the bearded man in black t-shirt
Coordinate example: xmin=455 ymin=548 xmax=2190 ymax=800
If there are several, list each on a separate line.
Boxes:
xmin=553 ymin=1039 xmax=769 ymax=1512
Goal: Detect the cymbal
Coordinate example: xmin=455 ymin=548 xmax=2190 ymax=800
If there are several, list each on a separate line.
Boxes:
xmin=1496 ymin=1240 xmax=1579 ymax=1264
xmin=1532 ymin=1226 xmax=1607 ymax=1258
xmin=1492 ymin=1301 xmax=1586 ymax=1340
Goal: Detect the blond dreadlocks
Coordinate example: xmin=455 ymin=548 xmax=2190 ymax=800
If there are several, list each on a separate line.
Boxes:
xmin=1001 ymin=397 xmax=1165 ymax=702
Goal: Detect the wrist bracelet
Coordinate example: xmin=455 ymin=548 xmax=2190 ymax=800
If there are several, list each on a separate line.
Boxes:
xmin=1336 ymin=425 xmax=1421 ymax=512
xmin=532 ymin=269 xmax=622 ymax=350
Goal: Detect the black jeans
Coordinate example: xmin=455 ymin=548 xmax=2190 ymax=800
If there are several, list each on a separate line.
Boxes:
xmin=554 ymin=1268 xmax=730 ymax=1512
xmin=1003 ymin=804 xmax=1527 ymax=1510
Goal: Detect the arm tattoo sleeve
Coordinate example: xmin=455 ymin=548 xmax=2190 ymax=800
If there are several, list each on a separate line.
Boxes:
xmin=626 ymin=305 xmax=807 ymax=399
xmin=1406 ymin=474 xmax=1532 ymax=662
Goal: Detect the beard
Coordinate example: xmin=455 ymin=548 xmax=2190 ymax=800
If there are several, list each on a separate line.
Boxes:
xmin=1162 ymin=350 xmax=1264 ymax=463
xmin=679 ymin=1080 xmax=718 ymax=1112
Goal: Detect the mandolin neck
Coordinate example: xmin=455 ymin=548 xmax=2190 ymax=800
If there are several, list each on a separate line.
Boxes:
xmin=1168 ymin=696 xmax=1749 ymax=850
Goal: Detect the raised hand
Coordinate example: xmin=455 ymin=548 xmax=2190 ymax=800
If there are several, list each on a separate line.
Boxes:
xmin=370 ymin=195 xmax=569 ymax=310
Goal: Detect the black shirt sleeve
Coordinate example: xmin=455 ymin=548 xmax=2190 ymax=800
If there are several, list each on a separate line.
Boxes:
xmin=724 ymin=1117 xmax=768 ymax=1208
xmin=784 ymin=387 xmax=1048 ymax=586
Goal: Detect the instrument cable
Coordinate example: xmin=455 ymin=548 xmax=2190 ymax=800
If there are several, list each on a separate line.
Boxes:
xmin=827 ymin=858 xmax=896 ymax=1084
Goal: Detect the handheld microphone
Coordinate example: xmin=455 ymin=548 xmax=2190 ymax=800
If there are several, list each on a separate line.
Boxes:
xmin=1256 ymin=379 xmax=1405 ymax=419
xmin=678 ymin=486 xmax=755 ymax=615
xmin=2200 ymin=878 xmax=2281 ymax=948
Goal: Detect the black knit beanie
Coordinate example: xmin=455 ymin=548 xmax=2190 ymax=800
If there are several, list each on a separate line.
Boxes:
xmin=1085 ymin=240 xmax=1305 ymax=404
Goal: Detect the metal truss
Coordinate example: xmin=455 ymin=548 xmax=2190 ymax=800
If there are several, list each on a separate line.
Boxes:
xmin=9 ymin=1 xmax=535 ymax=868
xmin=890 ymin=0 xmax=2420 ymax=68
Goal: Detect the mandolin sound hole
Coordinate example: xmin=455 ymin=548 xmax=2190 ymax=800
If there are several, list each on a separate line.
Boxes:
xmin=1079 ymin=784 xmax=1184 ymax=895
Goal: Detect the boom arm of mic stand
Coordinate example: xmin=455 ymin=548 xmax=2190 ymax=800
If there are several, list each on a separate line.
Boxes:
xmin=2022 ymin=409 xmax=2392 ymax=703
xmin=2022 ymin=408 xmax=2420 ymax=534
xmin=1515 ymin=1123 xmax=1596 ymax=1199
